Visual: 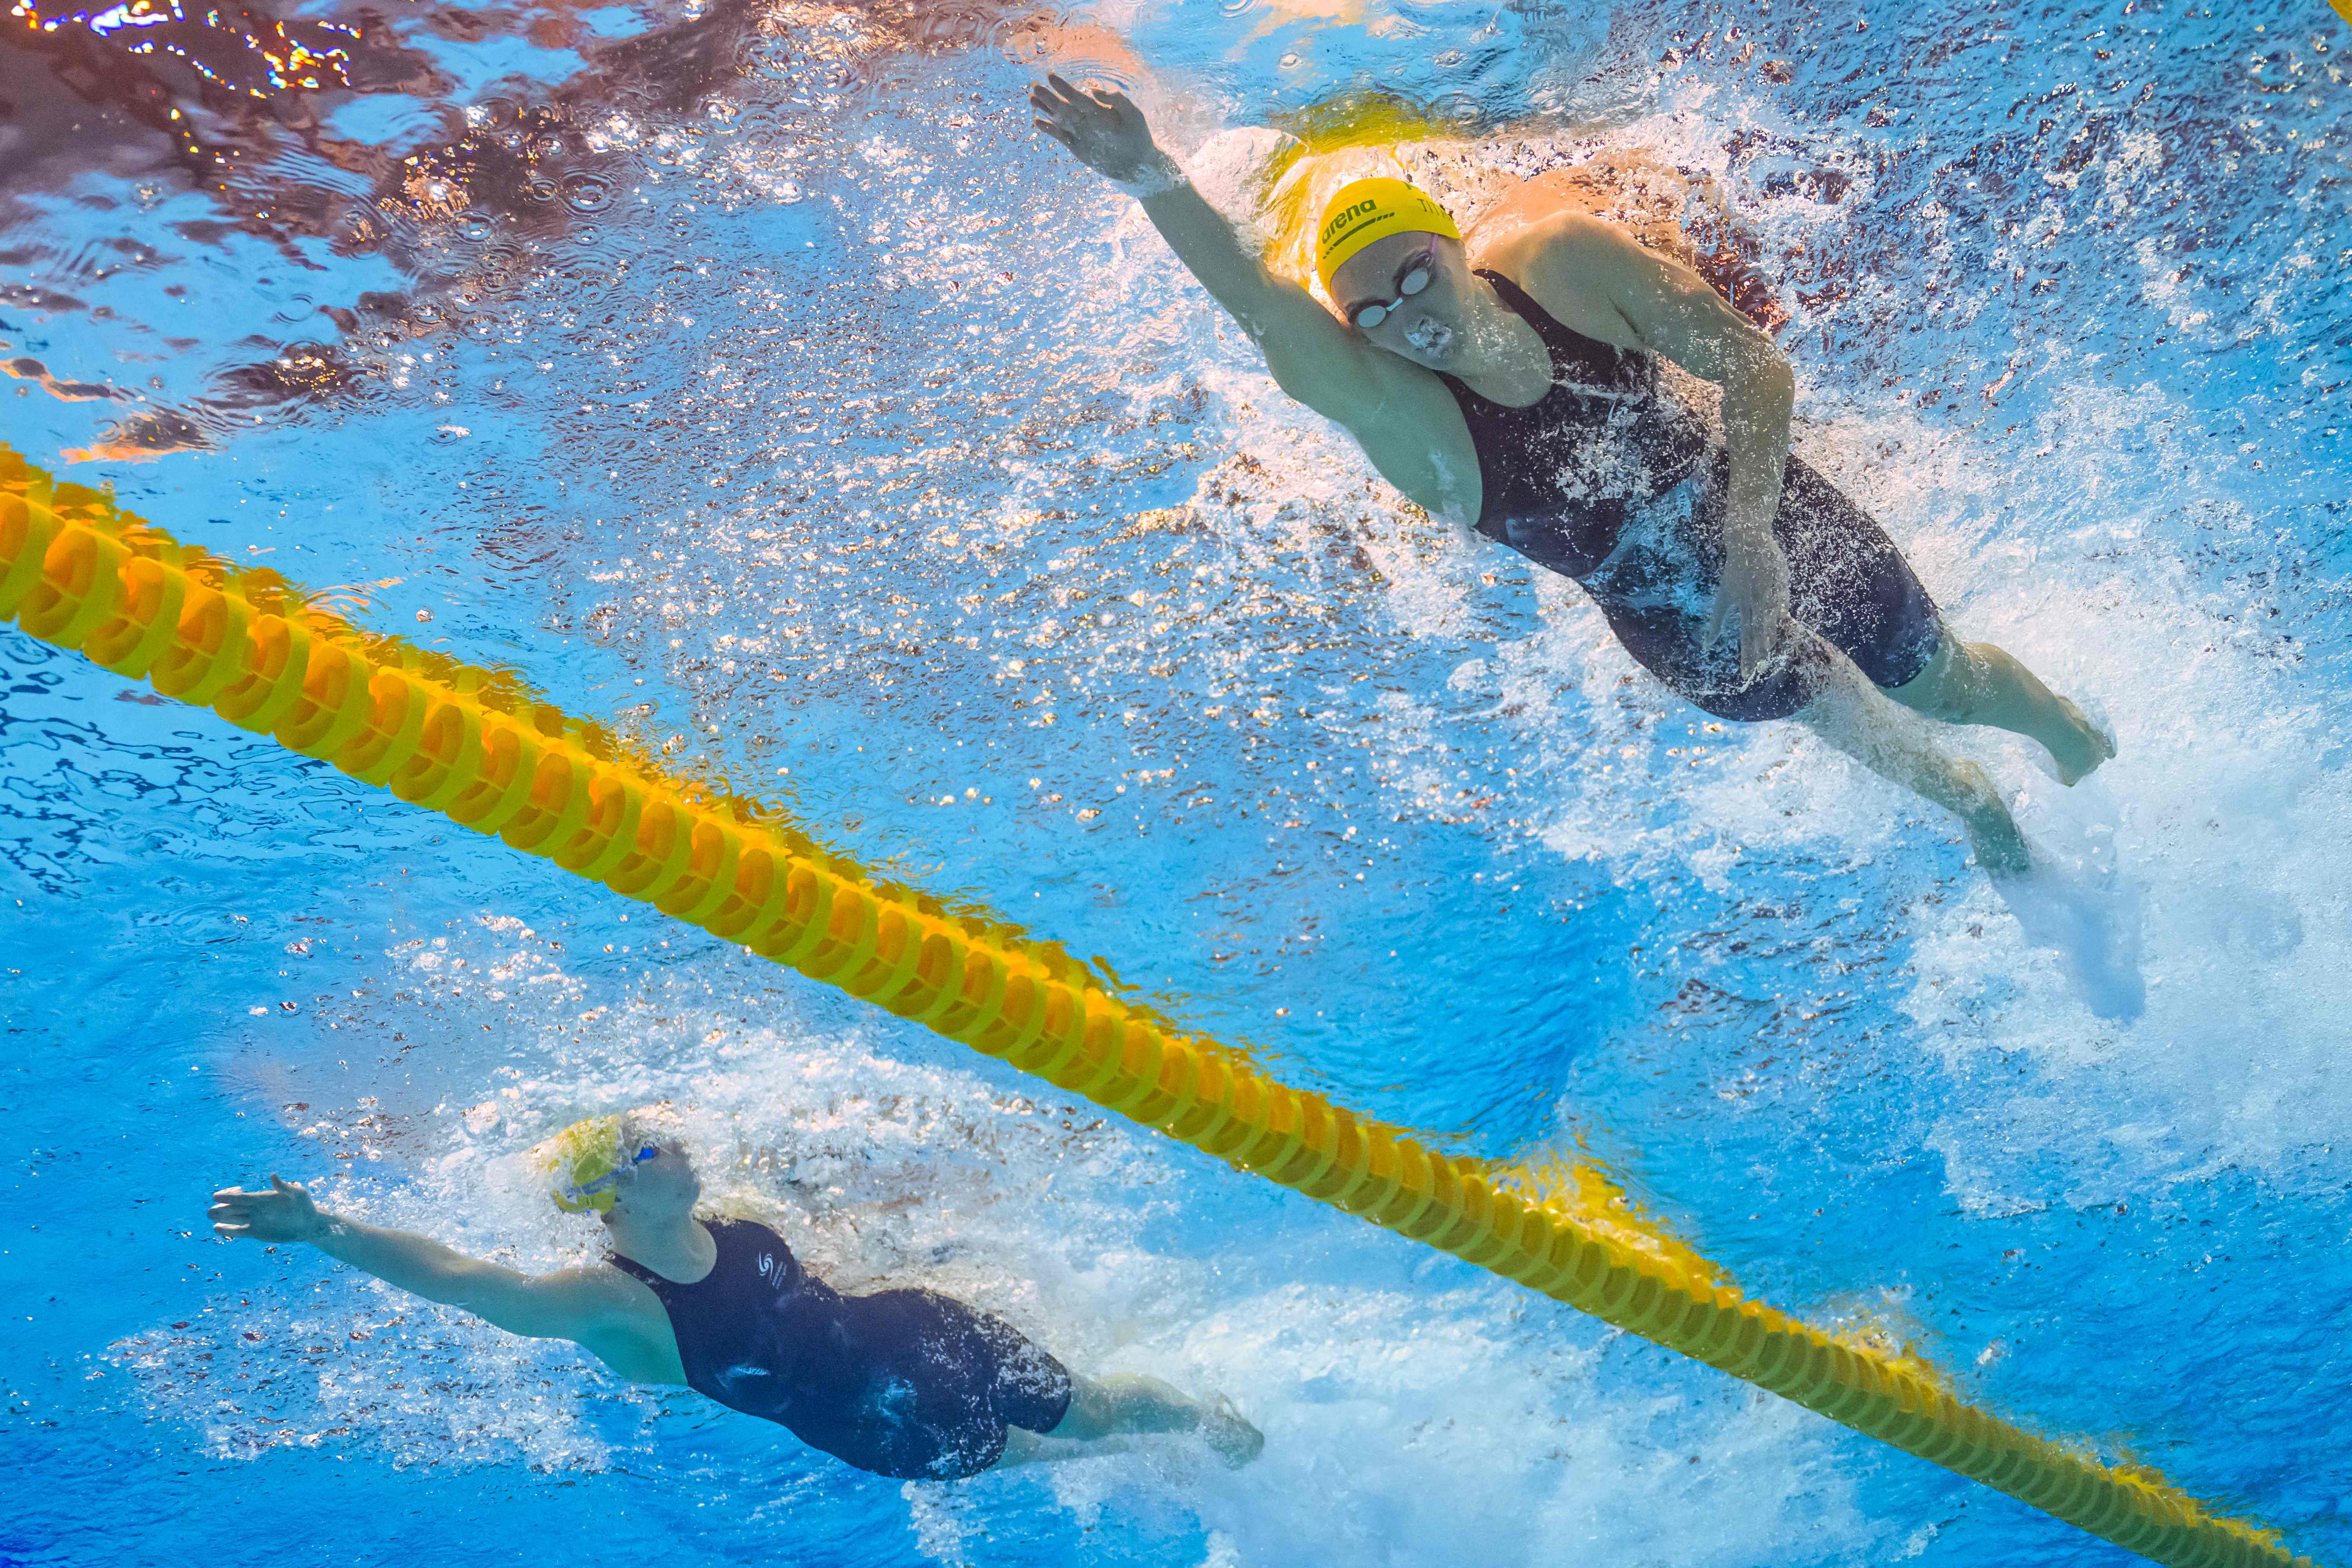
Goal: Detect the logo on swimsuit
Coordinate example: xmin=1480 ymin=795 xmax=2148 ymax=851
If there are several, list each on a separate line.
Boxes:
xmin=758 ymin=1250 xmax=792 ymax=1294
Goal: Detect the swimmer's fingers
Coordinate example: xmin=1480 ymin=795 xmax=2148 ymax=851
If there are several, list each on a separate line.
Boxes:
xmin=1027 ymin=86 xmax=1076 ymax=134
xmin=210 ymin=1180 xmax=320 ymax=1243
xmin=1708 ymin=542 xmax=1791 ymax=681
xmin=1044 ymin=71 xmax=1100 ymax=103
xmin=1699 ymin=592 xmax=1733 ymax=661
xmin=1039 ymin=73 xmax=1125 ymax=125
xmin=1734 ymin=610 xmax=1769 ymax=682
xmin=1743 ymin=568 xmax=1793 ymax=682
xmin=1029 ymin=81 xmax=1100 ymax=140
xmin=1740 ymin=616 xmax=1782 ymax=683
xmin=207 ymin=1179 xmax=307 ymax=1212
xmin=1033 ymin=117 xmax=1077 ymax=151
xmin=1038 ymin=73 xmax=1089 ymax=113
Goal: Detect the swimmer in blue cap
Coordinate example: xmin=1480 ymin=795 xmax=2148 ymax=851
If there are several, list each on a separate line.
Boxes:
xmin=209 ymin=1106 xmax=1262 ymax=1479
xmin=1030 ymin=77 xmax=2117 ymax=875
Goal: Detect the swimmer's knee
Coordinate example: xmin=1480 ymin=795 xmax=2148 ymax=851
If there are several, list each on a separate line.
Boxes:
xmin=1049 ymin=1372 xmax=1125 ymax=1439
xmin=1884 ymin=634 xmax=1978 ymax=722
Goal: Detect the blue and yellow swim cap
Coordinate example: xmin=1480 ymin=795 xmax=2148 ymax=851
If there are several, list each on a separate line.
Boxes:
xmin=1315 ymin=176 xmax=1461 ymax=297
xmin=533 ymin=1114 xmax=640 ymax=1214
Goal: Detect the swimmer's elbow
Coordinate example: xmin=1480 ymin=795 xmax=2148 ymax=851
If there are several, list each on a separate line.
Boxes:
xmin=1715 ymin=321 xmax=1787 ymax=383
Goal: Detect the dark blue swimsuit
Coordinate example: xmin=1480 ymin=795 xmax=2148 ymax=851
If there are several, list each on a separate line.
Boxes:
xmin=1436 ymin=270 xmax=1943 ymax=721
xmin=612 ymin=1218 xmax=1072 ymax=1479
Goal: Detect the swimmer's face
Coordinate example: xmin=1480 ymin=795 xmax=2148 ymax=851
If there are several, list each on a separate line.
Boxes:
xmin=1331 ymin=231 xmax=1470 ymax=368
xmin=610 ymin=1139 xmax=699 ymax=1222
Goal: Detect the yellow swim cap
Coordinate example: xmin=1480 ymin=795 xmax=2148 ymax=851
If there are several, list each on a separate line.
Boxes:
xmin=533 ymin=1114 xmax=630 ymax=1214
xmin=1315 ymin=177 xmax=1461 ymax=297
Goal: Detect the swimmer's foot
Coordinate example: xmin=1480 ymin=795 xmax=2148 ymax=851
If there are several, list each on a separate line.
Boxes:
xmin=1198 ymin=1395 xmax=1264 ymax=1468
xmin=1955 ymin=760 xmax=2033 ymax=878
xmin=2048 ymin=695 xmax=2117 ymax=786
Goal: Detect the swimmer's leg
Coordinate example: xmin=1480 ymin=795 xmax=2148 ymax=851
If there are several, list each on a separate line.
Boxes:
xmin=1793 ymin=632 xmax=2031 ymax=876
xmin=994 ymin=1374 xmax=1263 ymax=1469
xmin=1885 ymin=633 xmax=2115 ymax=786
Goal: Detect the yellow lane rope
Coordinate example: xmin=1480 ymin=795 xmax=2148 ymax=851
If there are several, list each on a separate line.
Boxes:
xmin=0 ymin=450 xmax=2308 ymax=1568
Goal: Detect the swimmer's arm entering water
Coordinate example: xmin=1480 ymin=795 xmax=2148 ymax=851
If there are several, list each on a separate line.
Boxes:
xmin=1027 ymin=74 xmax=1469 ymax=516
xmin=1506 ymin=212 xmax=1798 ymax=681
xmin=210 ymin=1176 xmax=681 ymax=1379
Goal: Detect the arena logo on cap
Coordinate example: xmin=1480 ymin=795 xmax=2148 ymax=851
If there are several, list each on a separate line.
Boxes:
xmin=1321 ymin=198 xmax=1381 ymax=243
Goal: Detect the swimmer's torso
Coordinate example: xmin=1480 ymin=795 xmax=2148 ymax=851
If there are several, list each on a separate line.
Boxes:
xmin=1330 ymin=205 xmax=1706 ymax=535
xmin=1372 ymin=245 xmax=1942 ymax=722
xmin=1434 ymin=267 xmax=1708 ymax=573
xmin=609 ymin=1217 xmax=1072 ymax=1478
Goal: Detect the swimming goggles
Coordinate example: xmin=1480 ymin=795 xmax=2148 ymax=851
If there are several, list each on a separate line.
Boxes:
xmin=568 ymin=1143 xmax=660 ymax=1201
xmin=1349 ymin=253 xmax=1436 ymax=330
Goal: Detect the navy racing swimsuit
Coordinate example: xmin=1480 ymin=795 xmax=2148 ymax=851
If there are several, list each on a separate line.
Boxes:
xmin=1435 ymin=269 xmax=1943 ymax=721
xmin=611 ymin=1218 xmax=1073 ymax=1480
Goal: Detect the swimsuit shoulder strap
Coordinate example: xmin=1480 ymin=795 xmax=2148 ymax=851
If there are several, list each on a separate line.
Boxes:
xmin=1472 ymin=268 xmax=1645 ymax=386
xmin=1473 ymin=268 xmax=1555 ymax=329
xmin=606 ymin=1248 xmax=668 ymax=1292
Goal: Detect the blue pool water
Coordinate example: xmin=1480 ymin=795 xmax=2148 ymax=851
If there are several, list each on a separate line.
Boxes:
xmin=2 ymin=0 xmax=2347 ymax=1562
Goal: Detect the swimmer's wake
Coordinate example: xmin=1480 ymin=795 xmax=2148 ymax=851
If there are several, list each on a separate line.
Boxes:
xmin=2000 ymin=782 xmax=2146 ymax=1022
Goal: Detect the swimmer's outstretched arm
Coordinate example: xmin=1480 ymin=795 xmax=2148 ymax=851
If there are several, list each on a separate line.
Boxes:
xmin=1027 ymin=75 xmax=1468 ymax=516
xmin=210 ymin=1176 xmax=658 ymax=1355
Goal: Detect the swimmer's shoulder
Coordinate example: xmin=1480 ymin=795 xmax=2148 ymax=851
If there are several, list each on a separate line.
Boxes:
xmin=1476 ymin=210 xmax=1656 ymax=352
xmin=444 ymin=1252 xmax=684 ymax=1381
xmin=548 ymin=1258 xmax=681 ymax=1327
xmin=566 ymin=1261 xmax=692 ymax=1382
xmin=1469 ymin=188 xmax=1620 ymax=258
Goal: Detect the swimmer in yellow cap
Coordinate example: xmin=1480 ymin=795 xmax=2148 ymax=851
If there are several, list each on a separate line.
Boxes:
xmin=1029 ymin=76 xmax=2116 ymax=875
xmin=209 ymin=1105 xmax=1261 ymax=1478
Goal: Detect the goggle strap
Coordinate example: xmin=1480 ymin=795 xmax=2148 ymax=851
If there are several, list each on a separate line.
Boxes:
xmin=563 ymin=1144 xmax=657 ymax=1200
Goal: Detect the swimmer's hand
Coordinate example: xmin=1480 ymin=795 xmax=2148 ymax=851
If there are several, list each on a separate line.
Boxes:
xmin=1028 ymin=74 xmax=1175 ymax=191
xmin=209 ymin=1174 xmax=328 ymax=1245
xmin=1707 ymin=533 xmax=1794 ymax=684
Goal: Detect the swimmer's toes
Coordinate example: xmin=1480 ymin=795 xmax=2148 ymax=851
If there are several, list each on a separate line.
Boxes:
xmin=1204 ymin=1396 xmax=1265 ymax=1468
xmin=1955 ymin=764 xmax=2032 ymax=878
xmin=2054 ymin=700 xmax=2119 ymax=786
